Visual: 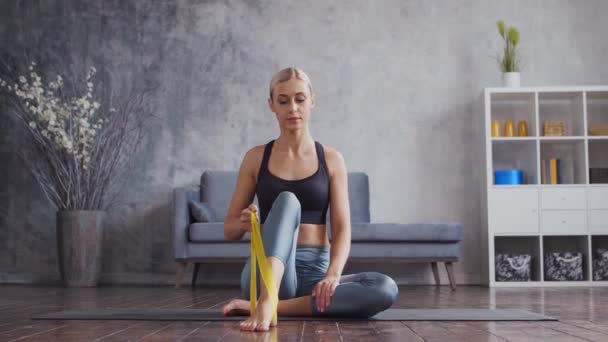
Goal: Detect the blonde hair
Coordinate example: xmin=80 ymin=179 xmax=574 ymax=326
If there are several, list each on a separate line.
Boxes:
xmin=268 ymin=67 xmax=314 ymax=101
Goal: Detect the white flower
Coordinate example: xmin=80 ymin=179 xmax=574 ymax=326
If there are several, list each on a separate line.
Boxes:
xmin=87 ymin=82 xmax=93 ymax=88
xmin=29 ymin=121 xmax=36 ymax=128
xmin=93 ymin=102 xmax=100 ymax=109
xmin=19 ymin=76 xmax=27 ymax=83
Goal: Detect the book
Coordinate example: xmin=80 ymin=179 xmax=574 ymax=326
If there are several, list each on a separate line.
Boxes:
xmin=556 ymin=158 xmax=561 ymax=184
xmin=541 ymin=159 xmax=546 ymax=184
xmin=550 ymin=159 xmax=557 ymax=185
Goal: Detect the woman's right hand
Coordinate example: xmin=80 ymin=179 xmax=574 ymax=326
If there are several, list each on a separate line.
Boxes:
xmin=239 ymin=204 xmax=259 ymax=233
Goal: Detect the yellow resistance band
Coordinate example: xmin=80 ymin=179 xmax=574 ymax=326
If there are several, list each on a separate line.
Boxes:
xmin=250 ymin=212 xmax=278 ymax=325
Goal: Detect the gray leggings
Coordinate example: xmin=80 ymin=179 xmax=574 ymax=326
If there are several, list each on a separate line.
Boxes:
xmin=240 ymin=191 xmax=399 ymax=318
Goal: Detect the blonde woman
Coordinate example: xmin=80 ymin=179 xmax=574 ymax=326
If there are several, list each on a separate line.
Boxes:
xmin=222 ymin=67 xmax=398 ymax=331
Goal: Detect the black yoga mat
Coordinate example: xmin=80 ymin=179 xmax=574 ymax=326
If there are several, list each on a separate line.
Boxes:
xmin=32 ymin=308 xmax=556 ymax=321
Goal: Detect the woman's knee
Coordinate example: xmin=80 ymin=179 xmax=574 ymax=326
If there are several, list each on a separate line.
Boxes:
xmin=361 ymin=272 xmax=399 ymax=316
xmin=371 ymin=272 xmax=399 ymax=308
xmin=272 ymin=191 xmax=301 ymax=211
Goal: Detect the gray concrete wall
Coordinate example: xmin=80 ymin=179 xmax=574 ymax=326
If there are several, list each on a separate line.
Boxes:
xmin=1 ymin=0 xmax=607 ymax=286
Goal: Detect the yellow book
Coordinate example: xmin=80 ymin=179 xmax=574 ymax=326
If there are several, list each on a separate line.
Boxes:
xmin=550 ymin=159 xmax=557 ymax=185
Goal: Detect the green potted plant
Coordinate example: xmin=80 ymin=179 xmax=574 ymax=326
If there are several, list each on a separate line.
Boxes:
xmin=496 ymin=20 xmax=522 ymax=87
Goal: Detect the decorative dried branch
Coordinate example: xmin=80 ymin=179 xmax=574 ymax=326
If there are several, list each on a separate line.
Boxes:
xmin=0 ymin=58 xmax=158 ymax=211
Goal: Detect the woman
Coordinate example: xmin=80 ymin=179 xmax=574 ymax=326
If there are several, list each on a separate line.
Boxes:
xmin=222 ymin=67 xmax=398 ymax=331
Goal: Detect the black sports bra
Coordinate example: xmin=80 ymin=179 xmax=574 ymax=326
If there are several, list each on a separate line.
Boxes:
xmin=256 ymin=140 xmax=330 ymax=224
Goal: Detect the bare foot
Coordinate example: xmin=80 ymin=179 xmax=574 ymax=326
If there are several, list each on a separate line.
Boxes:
xmin=221 ymin=298 xmax=250 ymax=316
xmin=239 ymin=296 xmax=278 ymax=331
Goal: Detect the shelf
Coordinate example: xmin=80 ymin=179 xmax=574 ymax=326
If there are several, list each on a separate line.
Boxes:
xmin=586 ymin=91 xmax=608 ymax=136
xmin=539 ymin=136 xmax=585 ymax=141
xmin=543 ymin=236 xmax=589 ymax=281
xmin=494 ymin=236 xmax=541 ymax=282
xmin=492 ymin=140 xmax=537 ymax=185
xmin=589 ymin=140 xmax=608 ymax=184
xmin=493 ymin=232 xmax=540 ymax=236
xmin=540 ymin=184 xmax=587 ymax=188
xmin=591 ymin=236 xmax=608 ymax=281
xmin=485 ymin=86 xmax=608 ymax=287
xmin=539 ymin=91 xmax=585 ymax=136
xmin=492 ymin=137 xmax=536 ymax=142
xmin=492 ymin=184 xmax=538 ymax=189
xmin=540 ymin=140 xmax=586 ymax=185
xmin=490 ymin=92 xmax=536 ymax=138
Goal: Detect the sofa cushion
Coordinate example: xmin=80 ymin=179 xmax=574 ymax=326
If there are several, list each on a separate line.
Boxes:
xmin=347 ymin=172 xmax=371 ymax=223
xmin=184 ymin=241 xmax=460 ymax=259
xmin=189 ymin=223 xmax=251 ymax=243
xmin=200 ymin=171 xmax=238 ymax=220
xmin=349 ymin=242 xmax=460 ymax=258
xmin=189 ymin=201 xmax=216 ymax=223
xmin=329 ymin=223 xmax=463 ymax=242
xmin=190 ymin=222 xmax=464 ymax=243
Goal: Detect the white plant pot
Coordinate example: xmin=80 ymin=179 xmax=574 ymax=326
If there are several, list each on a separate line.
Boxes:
xmin=502 ymin=72 xmax=521 ymax=87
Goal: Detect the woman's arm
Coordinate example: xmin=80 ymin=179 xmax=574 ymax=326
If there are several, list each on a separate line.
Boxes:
xmin=312 ymin=147 xmax=351 ymax=312
xmin=325 ymin=148 xmax=352 ymax=278
xmin=224 ymin=146 xmax=262 ymax=240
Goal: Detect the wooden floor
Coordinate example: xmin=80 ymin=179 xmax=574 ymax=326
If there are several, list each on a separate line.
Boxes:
xmin=1 ymin=285 xmax=608 ymax=341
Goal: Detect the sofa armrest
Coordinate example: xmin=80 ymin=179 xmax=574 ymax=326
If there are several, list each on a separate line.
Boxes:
xmin=172 ymin=186 xmax=199 ymax=259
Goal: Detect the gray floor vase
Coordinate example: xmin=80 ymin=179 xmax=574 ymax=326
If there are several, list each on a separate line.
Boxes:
xmin=32 ymin=308 xmax=557 ymax=321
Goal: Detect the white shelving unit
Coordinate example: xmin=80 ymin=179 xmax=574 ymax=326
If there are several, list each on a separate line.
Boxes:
xmin=483 ymin=86 xmax=608 ymax=287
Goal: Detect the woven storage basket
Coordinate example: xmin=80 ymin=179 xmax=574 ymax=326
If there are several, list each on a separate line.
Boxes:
xmin=543 ymin=120 xmax=566 ymax=136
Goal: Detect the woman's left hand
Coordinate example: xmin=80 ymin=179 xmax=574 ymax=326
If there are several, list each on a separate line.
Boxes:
xmin=312 ymin=275 xmax=340 ymax=312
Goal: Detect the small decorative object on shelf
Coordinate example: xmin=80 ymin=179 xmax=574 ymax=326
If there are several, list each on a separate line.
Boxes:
xmin=588 ymin=124 xmax=608 ymax=136
xmin=543 ymin=120 xmax=566 ymax=136
xmin=504 ymin=120 xmax=515 ymax=137
xmin=517 ymin=120 xmax=529 ymax=136
xmin=491 ymin=120 xmax=501 ymax=137
xmin=494 ymin=169 xmax=524 ymax=185
xmin=544 ymin=252 xmax=584 ymax=281
xmin=495 ymin=254 xmax=531 ymax=281
xmin=495 ymin=20 xmax=522 ymax=87
xmin=590 ymin=168 xmax=608 ymax=184
xmin=592 ymin=249 xmax=608 ymax=281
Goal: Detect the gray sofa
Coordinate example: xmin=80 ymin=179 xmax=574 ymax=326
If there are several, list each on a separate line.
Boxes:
xmin=173 ymin=171 xmax=464 ymax=289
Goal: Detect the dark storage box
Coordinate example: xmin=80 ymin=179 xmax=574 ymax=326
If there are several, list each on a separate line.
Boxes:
xmin=495 ymin=254 xmax=531 ymax=282
xmin=544 ymin=252 xmax=584 ymax=281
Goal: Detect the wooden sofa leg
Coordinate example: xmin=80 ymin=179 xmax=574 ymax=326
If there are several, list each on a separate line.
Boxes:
xmin=445 ymin=262 xmax=456 ymax=290
xmin=175 ymin=261 xmax=188 ymax=288
xmin=430 ymin=262 xmax=440 ymax=286
xmin=191 ymin=263 xmax=201 ymax=288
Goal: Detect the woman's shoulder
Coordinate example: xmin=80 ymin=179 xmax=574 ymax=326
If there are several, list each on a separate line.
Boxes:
xmin=242 ymin=144 xmax=266 ymax=165
xmin=319 ymin=143 xmax=346 ymax=175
